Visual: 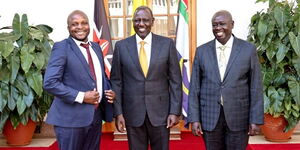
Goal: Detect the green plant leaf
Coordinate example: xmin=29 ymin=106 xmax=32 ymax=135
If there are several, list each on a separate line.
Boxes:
xmin=0 ymin=109 xmax=9 ymax=131
xmin=36 ymin=24 xmax=53 ymax=34
xmin=292 ymin=55 xmax=300 ymax=76
xmin=7 ymin=85 xmax=16 ymax=111
xmin=16 ymin=96 xmax=26 ymax=115
xmin=9 ymin=53 xmax=20 ymax=84
xmin=0 ymin=33 xmax=21 ymax=41
xmin=0 ymin=56 xmax=2 ymax=69
xmin=276 ymin=43 xmax=288 ymax=63
xmin=14 ymin=74 xmax=29 ymax=95
xmin=33 ymin=52 xmax=45 ymax=70
xmin=20 ymin=45 xmax=34 ymax=73
xmin=258 ymin=19 xmax=268 ymax=44
xmin=12 ymin=13 xmax=21 ymax=35
xmin=20 ymin=14 xmax=29 ymax=40
xmin=0 ymin=66 xmax=10 ymax=84
xmin=29 ymin=27 xmax=44 ymax=41
xmin=26 ymin=70 xmax=43 ymax=97
xmin=274 ymin=5 xmax=288 ymax=39
xmin=288 ymin=79 xmax=300 ymax=105
xmin=24 ymin=88 xmax=34 ymax=107
xmin=0 ymin=41 xmax=14 ymax=58
xmin=289 ymin=32 xmax=300 ymax=57
xmin=29 ymin=105 xmax=38 ymax=122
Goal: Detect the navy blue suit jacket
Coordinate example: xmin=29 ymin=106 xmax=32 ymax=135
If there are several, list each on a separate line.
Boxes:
xmin=44 ymin=37 xmax=113 ymax=127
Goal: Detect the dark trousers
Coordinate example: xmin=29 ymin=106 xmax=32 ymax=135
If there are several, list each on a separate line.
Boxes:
xmin=126 ymin=115 xmax=170 ymax=150
xmin=54 ymin=108 xmax=103 ymax=150
xmin=203 ymin=107 xmax=249 ymax=150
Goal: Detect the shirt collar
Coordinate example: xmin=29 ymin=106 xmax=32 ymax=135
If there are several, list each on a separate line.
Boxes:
xmin=216 ymin=35 xmax=233 ymax=49
xmin=72 ymin=37 xmax=90 ymax=47
xmin=136 ymin=32 xmax=152 ymax=45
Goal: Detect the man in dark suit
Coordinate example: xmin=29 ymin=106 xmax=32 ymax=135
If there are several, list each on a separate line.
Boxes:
xmin=188 ymin=10 xmax=264 ymax=150
xmin=43 ymin=10 xmax=115 ymax=150
xmin=110 ymin=6 xmax=182 ymax=150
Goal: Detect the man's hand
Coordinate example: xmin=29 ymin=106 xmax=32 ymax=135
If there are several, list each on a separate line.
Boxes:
xmin=83 ymin=89 xmax=99 ymax=105
xmin=115 ymin=114 xmax=126 ymax=132
xmin=191 ymin=122 xmax=203 ymax=136
xmin=105 ymin=90 xmax=115 ymax=103
xmin=249 ymin=124 xmax=260 ymax=136
xmin=167 ymin=114 xmax=180 ymax=128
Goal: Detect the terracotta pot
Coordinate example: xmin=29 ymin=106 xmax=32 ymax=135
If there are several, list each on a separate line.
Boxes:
xmin=2 ymin=119 xmax=37 ymax=146
xmin=261 ymin=113 xmax=295 ymax=142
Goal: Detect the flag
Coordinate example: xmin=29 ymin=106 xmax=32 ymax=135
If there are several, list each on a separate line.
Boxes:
xmin=130 ymin=0 xmax=147 ymax=35
xmin=93 ymin=0 xmax=113 ymax=78
xmin=175 ymin=0 xmax=190 ymax=126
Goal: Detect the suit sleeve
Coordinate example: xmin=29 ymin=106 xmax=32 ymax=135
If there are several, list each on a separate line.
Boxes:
xmin=43 ymin=42 xmax=78 ymax=104
xmin=110 ymin=42 xmax=123 ymax=117
xmin=188 ymin=47 xmax=201 ymax=123
xmin=168 ymin=40 xmax=182 ymax=115
xmin=249 ymin=45 xmax=264 ymax=125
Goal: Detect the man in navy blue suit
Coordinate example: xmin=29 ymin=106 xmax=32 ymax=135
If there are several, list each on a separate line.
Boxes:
xmin=43 ymin=10 xmax=115 ymax=150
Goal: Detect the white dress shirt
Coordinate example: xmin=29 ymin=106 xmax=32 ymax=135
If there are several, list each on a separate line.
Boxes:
xmin=136 ymin=33 xmax=152 ymax=68
xmin=216 ymin=35 xmax=233 ymax=81
xmin=72 ymin=38 xmax=103 ymax=103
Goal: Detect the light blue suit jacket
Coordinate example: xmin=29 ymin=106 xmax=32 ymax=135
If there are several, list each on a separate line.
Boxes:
xmin=44 ymin=37 xmax=113 ymax=127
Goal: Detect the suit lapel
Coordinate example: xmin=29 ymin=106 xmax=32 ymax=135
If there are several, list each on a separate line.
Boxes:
xmin=208 ymin=40 xmax=222 ymax=82
xmin=91 ymin=42 xmax=106 ymax=82
xmin=68 ymin=38 xmax=95 ymax=81
xmin=148 ymin=34 xmax=161 ymax=78
xmin=223 ymin=38 xmax=242 ymax=80
xmin=125 ymin=35 xmax=143 ymax=75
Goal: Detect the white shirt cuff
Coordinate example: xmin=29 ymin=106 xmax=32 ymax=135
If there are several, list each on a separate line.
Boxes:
xmin=75 ymin=91 xmax=84 ymax=103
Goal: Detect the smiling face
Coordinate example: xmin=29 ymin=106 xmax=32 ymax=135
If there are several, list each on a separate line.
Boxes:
xmin=132 ymin=7 xmax=154 ymax=40
xmin=211 ymin=10 xmax=234 ymax=45
xmin=67 ymin=11 xmax=90 ymax=42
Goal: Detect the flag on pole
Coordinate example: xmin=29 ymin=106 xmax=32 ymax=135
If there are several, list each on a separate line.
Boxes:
xmin=130 ymin=0 xmax=147 ymax=35
xmin=175 ymin=0 xmax=190 ymax=125
xmin=93 ymin=0 xmax=113 ymax=78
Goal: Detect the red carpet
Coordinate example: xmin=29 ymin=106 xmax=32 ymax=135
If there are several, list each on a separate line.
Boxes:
xmin=101 ymin=132 xmax=300 ymax=150
xmin=1 ymin=132 xmax=299 ymax=150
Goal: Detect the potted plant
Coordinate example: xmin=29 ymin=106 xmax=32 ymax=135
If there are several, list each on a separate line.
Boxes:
xmin=0 ymin=13 xmax=53 ymax=146
xmin=247 ymin=0 xmax=300 ymax=142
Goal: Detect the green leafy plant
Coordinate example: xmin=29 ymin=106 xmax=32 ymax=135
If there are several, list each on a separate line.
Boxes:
xmin=0 ymin=14 xmax=53 ymax=131
xmin=248 ymin=0 xmax=300 ymax=131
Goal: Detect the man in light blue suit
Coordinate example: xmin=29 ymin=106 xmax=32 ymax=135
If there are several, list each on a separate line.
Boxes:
xmin=43 ymin=10 xmax=115 ymax=150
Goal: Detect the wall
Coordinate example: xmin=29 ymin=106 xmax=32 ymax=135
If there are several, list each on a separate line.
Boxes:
xmin=0 ymin=0 xmax=94 ymax=42
xmin=1 ymin=0 xmax=266 ymax=43
xmin=196 ymin=0 xmax=267 ymax=46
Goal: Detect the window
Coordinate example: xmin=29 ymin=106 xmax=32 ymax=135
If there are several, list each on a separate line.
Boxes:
xmin=107 ymin=0 xmax=179 ymax=47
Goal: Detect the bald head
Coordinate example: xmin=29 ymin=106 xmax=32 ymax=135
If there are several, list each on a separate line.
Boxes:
xmin=67 ymin=10 xmax=89 ymax=26
xmin=212 ymin=10 xmax=233 ymax=22
xmin=211 ymin=10 xmax=234 ymax=45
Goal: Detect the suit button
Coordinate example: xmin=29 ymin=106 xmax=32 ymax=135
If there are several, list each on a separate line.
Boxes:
xmin=221 ymin=86 xmax=224 ymax=89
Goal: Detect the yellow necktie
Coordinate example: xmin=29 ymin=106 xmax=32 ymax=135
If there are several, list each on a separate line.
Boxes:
xmin=139 ymin=41 xmax=148 ymax=77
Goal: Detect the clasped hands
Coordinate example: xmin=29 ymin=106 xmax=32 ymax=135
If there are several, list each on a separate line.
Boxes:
xmin=83 ymin=89 xmax=116 ymax=105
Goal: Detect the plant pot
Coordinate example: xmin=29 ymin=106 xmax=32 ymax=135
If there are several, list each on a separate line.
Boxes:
xmin=261 ymin=113 xmax=295 ymax=142
xmin=2 ymin=119 xmax=37 ymax=146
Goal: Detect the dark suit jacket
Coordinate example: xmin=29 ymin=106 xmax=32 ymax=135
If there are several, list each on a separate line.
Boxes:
xmin=43 ymin=37 xmax=113 ymax=127
xmin=188 ymin=36 xmax=264 ymax=131
xmin=110 ymin=33 xmax=182 ymax=127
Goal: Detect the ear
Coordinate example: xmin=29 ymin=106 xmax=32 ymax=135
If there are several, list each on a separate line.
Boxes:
xmin=151 ymin=17 xmax=155 ymax=26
